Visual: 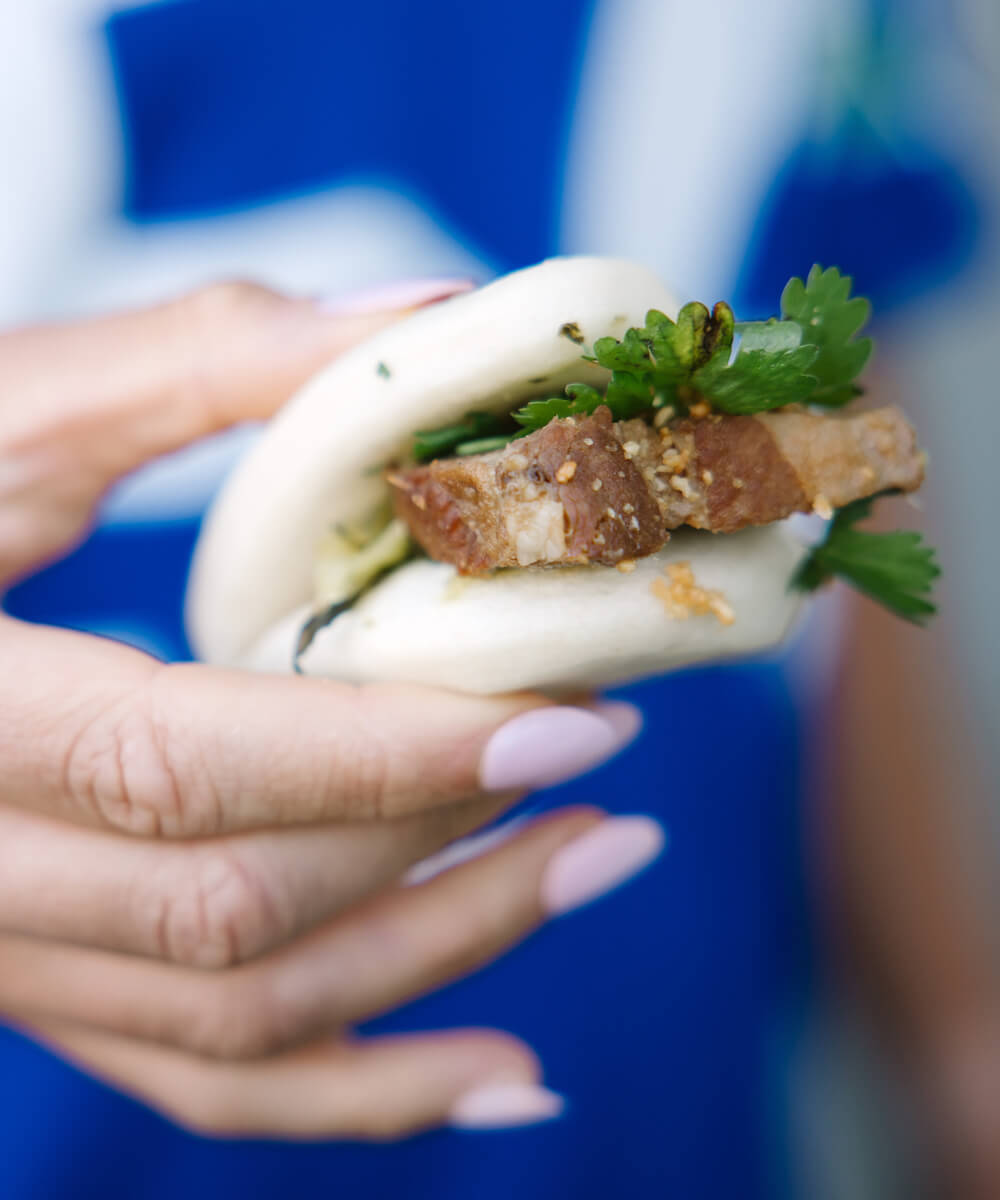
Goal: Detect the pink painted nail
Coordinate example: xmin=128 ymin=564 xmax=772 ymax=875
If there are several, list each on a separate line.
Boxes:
xmin=589 ymin=699 xmax=644 ymax=745
xmin=317 ymin=277 xmax=476 ymax=315
xmin=479 ymin=705 xmax=641 ymax=793
xmin=449 ymin=1083 xmax=564 ymax=1130
xmin=541 ymin=816 xmax=665 ymax=916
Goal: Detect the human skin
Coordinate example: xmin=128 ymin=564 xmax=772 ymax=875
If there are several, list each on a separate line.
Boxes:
xmin=0 ymin=279 xmax=663 ymax=1139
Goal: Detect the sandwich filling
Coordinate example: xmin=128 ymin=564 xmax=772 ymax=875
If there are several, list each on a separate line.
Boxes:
xmin=387 ymin=403 xmax=923 ymax=573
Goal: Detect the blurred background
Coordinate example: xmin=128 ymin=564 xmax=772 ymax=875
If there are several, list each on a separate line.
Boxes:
xmin=1 ymin=1 xmax=998 ymax=1197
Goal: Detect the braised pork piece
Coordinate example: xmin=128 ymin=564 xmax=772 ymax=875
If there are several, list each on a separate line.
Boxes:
xmin=387 ymin=404 xmax=924 ymax=573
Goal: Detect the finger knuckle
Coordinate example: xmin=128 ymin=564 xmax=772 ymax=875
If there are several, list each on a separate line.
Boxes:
xmin=167 ymin=1081 xmax=249 ymax=1137
xmin=185 ymin=279 xmax=276 ymax=323
xmin=169 ymin=975 xmax=270 ymax=1062
xmin=161 ymin=849 xmax=286 ymax=971
xmin=343 ymin=689 xmax=396 ymax=818
xmin=63 ymin=667 xmax=229 ymax=838
xmin=61 ymin=687 xmax=185 ymax=838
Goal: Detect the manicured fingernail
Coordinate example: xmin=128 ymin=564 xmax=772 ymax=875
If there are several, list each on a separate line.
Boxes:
xmin=317 ymin=277 xmax=476 ymax=315
xmin=449 ymin=1083 xmax=564 ymax=1130
xmin=479 ymin=705 xmax=641 ymax=793
xmin=542 ymin=816 xmax=665 ymax=916
xmin=589 ymin=699 xmax=644 ymax=744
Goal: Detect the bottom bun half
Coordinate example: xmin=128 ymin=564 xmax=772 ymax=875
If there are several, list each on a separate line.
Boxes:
xmin=240 ymin=525 xmax=806 ymax=696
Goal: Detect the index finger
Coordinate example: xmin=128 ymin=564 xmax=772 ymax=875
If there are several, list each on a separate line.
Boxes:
xmin=0 ymin=279 xmax=471 ymax=585
xmin=0 ymin=617 xmax=639 ymax=837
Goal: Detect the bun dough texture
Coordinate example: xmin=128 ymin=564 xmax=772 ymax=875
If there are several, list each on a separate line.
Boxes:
xmin=187 ymin=257 xmax=805 ymax=693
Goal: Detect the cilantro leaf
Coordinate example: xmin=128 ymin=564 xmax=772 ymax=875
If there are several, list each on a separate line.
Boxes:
xmin=736 ymin=317 xmax=807 ymax=353
xmin=781 ymin=265 xmax=873 ymax=406
xmin=413 ymin=412 xmax=511 ymax=462
xmin=590 ymin=326 xmax=652 ymax=372
xmin=513 ymin=383 xmax=606 ymax=433
xmin=691 ymin=339 xmax=819 ymax=414
xmin=793 ymin=496 xmax=939 ymax=623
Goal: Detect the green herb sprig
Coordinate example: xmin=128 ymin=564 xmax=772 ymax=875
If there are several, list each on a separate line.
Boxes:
xmin=793 ymin=496 xmax=939 ymax=623
xmin=412 ymin=265 xmax=873 ymax=461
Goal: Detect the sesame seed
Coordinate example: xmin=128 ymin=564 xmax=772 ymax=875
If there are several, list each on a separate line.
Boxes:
xmin=617 ymin=559 xmax=637 ymax=573
xmin=622 ymin=440 xmax=641 ymax=459
xmin=583 ymin=437 xmax=594 ymax=446
xmin=555 ymin=460 xmax=577 ymax=483
xmin=591 ymin=479 xmax=603 ymax=491
xmin=701 ymin=470 xmax=714 ymax=485
xmin=623 ymin=502 xmax=635 ymax=513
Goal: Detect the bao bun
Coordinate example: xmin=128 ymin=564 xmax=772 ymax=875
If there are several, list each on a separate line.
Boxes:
xmin=186 ymin=257 xmax=804 ymax=694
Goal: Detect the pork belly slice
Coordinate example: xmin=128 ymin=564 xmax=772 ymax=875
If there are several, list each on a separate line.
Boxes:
xmin=387 ymin=404 xmax=924 ymax=573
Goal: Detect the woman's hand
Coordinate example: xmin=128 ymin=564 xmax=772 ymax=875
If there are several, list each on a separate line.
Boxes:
xmin=0 ymin=280 xmax=661 ymax=1139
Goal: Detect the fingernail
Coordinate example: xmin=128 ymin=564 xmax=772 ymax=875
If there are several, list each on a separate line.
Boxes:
xmin=449 ymin=1083 xmax=564 ymax=1130
xmin=589 ymin=699 xmax=644 ymax=745
xmin=541 ymin=816 xmax=665 ymax=916
xmin=479 ymin=705 xmax=641 ymax=793
xmin=317 ymin=277 xmax=476 ymax=315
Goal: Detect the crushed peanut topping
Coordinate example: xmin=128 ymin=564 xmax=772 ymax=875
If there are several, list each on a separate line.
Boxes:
xmin=622 ymin=502 xmax=635 ymax=514
xmin=555 ymin=460 xmax=577 ymax=484
xmin=653 ymin=406 xmax=676 ymax=428
xmin=593 ymin=531 xmax=606 ymax=545
xmin=669 ymin=475 xmax=695 ymax=499
xmin=617 ymin=558 xmax=637 ymax=573
xmin=411 ymin=493 xmax=427 ymax=511
xmin=651 ymin=561 xmax=735 ymax=626
xmin=701 ymin=470 xmax=714 ymax=485
xmin=812 ymin=494 xmax=833 ymax=520
xmin=661 ymin=448 xmax=690 ymax=473
xmin=591 ymin=478 xmax=603 ymax=492
xmin=622 ymin=440 xmax=641 ymax=460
